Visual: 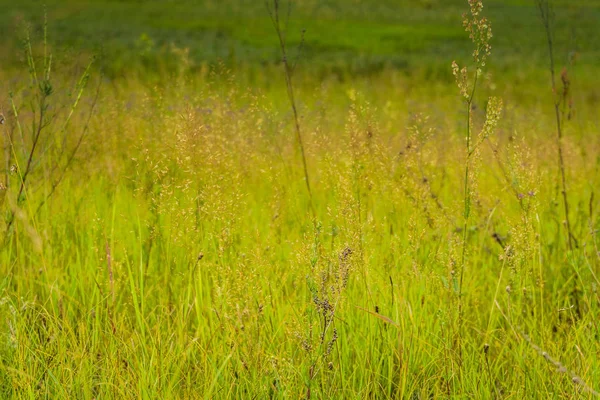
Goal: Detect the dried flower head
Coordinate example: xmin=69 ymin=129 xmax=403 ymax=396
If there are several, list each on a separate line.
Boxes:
xmin=452 ymin=0 xmax=494 ymax=102
xmin=452 ymin=61 xmax=470 ymax=100
xmin=480 ymin=96 xmax=503 ymax=139
xmin=464 ymin=0 xmax=493 ymax=66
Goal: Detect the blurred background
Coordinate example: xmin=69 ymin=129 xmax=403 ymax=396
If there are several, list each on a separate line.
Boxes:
xmin=1 ymin=0 xmax=598 ymax=81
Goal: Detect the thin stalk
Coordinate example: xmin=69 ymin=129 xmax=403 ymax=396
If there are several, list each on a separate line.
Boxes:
xmin=4 ymin=92 xmax=49 ymax=238
xmin=458 ymin=72 xmax=479 ymax=359
xmin=536 ymin=0 xmax=573 ymax=251
xmin=535 ymin=0 xmax=581 ymax=320
xmin=1 ymin=114 xmax=11 ymax=203
xmin=267 ymin=0 xmax=316 ymax=222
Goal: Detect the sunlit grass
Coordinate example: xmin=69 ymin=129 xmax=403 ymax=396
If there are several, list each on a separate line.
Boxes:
xmin=0 ymin=0 xmax=599 ymax=398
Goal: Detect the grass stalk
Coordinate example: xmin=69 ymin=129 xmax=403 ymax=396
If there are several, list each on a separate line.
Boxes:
xmin=535 ymin=0 xmax=574 ymax=251
xmin=266 ymin=0 xmax=316 ymax=222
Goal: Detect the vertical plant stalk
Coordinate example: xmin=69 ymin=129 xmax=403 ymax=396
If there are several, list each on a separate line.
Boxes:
xmin=1 ymin=112 xmax=10 ymax=208
xmin=4 ymin=41 xmax=52 ymax=237
xmin=267 ymin=0 xmax=316 ymax=222
xmin=452 ymin=0 xmax=495 ymax=371
xmin=536 ymin=0 xmax=573 ymax=251
xmin=35 ymin=63 xmax=99 ymax=215
xmin=458 ymin=72 xmax=479 ymax=338
xmin=3 ymin=21 xmax=95 ymax=242
xmin=267 ymin=3 xmax=319 ymax=397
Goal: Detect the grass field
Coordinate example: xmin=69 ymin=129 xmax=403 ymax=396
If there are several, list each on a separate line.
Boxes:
xmin=0 ymin=0 xmax=599 ymax=398
xmin=2 ymin=0 xmax=599 ymax=77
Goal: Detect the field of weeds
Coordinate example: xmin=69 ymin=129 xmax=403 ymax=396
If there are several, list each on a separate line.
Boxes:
xmin=0 ymin=0 xmax=599 ymax=398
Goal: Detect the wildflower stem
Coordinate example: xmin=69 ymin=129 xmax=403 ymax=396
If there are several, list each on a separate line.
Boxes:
xmin=458 ymin=70 xmax=478 ymax=364
xmin=535 ymin=0 xmax=581 ymax=320
xmin=535 ymin=0 xmax=573 ymax=251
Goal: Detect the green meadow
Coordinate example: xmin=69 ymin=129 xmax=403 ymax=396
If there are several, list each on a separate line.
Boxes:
xmin=0 ymin=0 xmax=599 ymax=398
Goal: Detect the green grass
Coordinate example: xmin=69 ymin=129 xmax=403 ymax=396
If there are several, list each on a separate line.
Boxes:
xmin=0 ymin=0 xmax=599 ymax=398
xmin=2 ymin=0 xmax=599 ymax=77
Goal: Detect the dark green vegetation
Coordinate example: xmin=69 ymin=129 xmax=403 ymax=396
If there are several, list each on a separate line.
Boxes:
xmin=0 ymin=0 xmax=599 ymax=398
xmin=2 ymin=0 xmax=599 ymax=76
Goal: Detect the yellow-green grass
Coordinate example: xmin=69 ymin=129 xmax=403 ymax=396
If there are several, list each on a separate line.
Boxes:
xmin=0 ymin=63 xmax=598 ymax=397
xmin=0 ymin=2 xmax=599 ymax=399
